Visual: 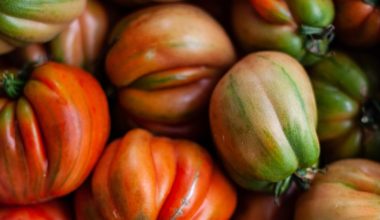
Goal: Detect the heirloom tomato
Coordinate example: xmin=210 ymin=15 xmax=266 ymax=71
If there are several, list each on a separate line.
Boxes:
xmin=5 ymin=0 xmax=109 ymax=74
xmin=210 ymin=51 xmax=319 ymax=195
xmin=50 ymin=0 xmax=109 ymax=73
xmin=295 ymin=159 xmax=380 ymax=220
xmin=105 ymin=3 xmax=236 ymax=139
xmin=232 ymin=0 xmax=335 ymax=65
xmin=74 ymin=128 xmax=237 ymax=220
xmin=310 ymin=51 xmax=380 ymax=163
xmin=0 ymin=62 xmax=110 ymax=204
xmin=0 ymin=0 xmax=86 ymax=54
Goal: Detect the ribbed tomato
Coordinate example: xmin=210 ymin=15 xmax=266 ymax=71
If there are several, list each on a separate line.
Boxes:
xmin=232 ymin=0 xmax=335 ymax=65
xmin=310 ymin=51 xmax=380 ymax=162
xmin=0 ymin=62 xmax=110 ymax=204
xmin=4 ymin=0 xmax=109 ymax=74
xmin=50 ymin=0 xmax=109 ymax=73
xmin=295 ymin=159 xmax=380 ymax=220
xmin=210 ymin=51 xmax=319 ymax=195
xmin=74 ymin=128 xmax=237 ymax=220
xmin=105 ymin=3 xmax=236 ymax=138
xmin=0 ymin=0 xmax=86 ymax=55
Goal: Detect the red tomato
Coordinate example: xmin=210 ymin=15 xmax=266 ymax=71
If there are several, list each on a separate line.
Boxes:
xmin=0 ymin=62 xmax=110 ymax=204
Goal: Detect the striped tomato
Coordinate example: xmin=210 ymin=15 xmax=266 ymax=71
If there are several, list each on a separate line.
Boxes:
xmin=210 ymin=51 xmax=319 ymax=195
xmin=232 ymin=0 xmax=335 ymax=65
xmin=0 ymin=0 xmax=86 ymax=54
xmin=310 ymin=51 xmax=380 ymax=163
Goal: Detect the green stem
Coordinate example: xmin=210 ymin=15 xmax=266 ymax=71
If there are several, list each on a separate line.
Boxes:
xmin=363 ymin=0 xmax=379 ymax=6
xmin=300 ymin=24 xmax=335 ymax=56
xmin=274 ymin=175 xmax=292 ymax=202
xmin=1 ymin=73 xmax=26 ymax=99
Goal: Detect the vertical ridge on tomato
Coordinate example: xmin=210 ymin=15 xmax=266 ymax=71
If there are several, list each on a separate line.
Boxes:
xmin=210 ymin=51 xmax=319 ymax=194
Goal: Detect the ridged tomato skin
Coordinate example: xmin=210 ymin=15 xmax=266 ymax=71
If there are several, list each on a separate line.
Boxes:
xmin=210 ymin=51 xmax=319 ymax=193
xmin=50 ymin=0 xmax=109 ymax=73
xmin=74 ymin=128 xmax=237 ymax=220
xmin=232 ymin=0 xmax=335 ymax=65
xmin=295 ymin=159 xmax=380 ymax=220
xmin=0 ymin=62 xmax=110 ymax=204
xmin=0 ymin=0 xmax=86 ymax=54
xmin=309 ymin=52 xmax=380 ymax=163
xmin=105 ymin=3 xmax=236 ymax=138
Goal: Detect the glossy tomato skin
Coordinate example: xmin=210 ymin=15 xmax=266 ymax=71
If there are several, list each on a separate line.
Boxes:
xmin=334 ymin=0 xmax=380 ymax=46
xmin=209 ymin=51 xmax=319 ymax=193
xmin=309 ymin=51 xmax=380 ymax=162
xmin=0 ymin=199 xmax=72 ymax=220
xmin=74 ymin=128 xmax=237 ymax=220
xmin=0 ymin=62 xmax=110 ymax=205
xmin=50 ymin=0 xmax=109 ymax=73
xmin=295 ymin=159 xmax=380 ymax=220
xmin=105 ymin=3 xmax=236 ymax=139
xmin=0 ymin=0 xmax=86 ymax=55
xmin=232 ymin=0 xmax=334 ymax=65
xmin=6 ymin=1 xmax=109 ymax=74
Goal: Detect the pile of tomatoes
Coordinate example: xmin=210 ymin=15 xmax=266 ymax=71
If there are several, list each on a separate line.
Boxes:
xmin=0 ymin=0 xmax=379 ymax=219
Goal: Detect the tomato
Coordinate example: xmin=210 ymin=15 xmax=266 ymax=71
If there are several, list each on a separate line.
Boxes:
xmin=0 ymin=199 xmax=71 ymax=220
xmin=232 ymin=0 xmax=335 ymax=65
xmin=0 ymin=0 xmax=86 ymax=55
xmin=105 ymin=3 xmax=236 ymax=138
xmin=310 ymin=51 xmax=380 ymax=162
xmin=295 ymin=159 xmax=380 ymax=220
xmin=210 ymin=51 xmax=319 ymax=195
xmin=5 ymin=0 xmax=109 ymax=74
xmin=50 ymin=0 xmax=109 ymax=73
xmin=233 ymin=183 xmax=300 ymax=220
xmin=74 ymin=128 xmax=237 ymax=220
xmin=334 ymin=0 xmax=380 ymax=46
xmin=0 ymin=62 xmax=110 ymax=204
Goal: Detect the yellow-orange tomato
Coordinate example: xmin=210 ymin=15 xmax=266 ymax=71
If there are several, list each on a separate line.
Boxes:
xmin=74 ymin=128 xmax=237 ymax=220
xmin=105 ymin=3 xmax=236 ymax=138
xmin=0 ymin=62 xmax=110 ymax=205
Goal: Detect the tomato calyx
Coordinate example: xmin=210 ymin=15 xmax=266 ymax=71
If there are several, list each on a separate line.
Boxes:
xmin=360 ymin=99 xmax=380 ymax=131
xmin=274 ymin=167 xmax=322 ymax=204
xmin=300 ymin=24 xmax=335 ymax=57
xmin=0 ymin=63 xmax=34 ymax=99
xmin=363 ymin=0 xmax=379 ymax=7
xmin=1 ymin=72 xmax=25 ymax=99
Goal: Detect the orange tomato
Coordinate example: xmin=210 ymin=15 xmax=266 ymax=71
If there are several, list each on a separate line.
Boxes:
xmin=75 ymin=128 xmax=237 ymax=220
